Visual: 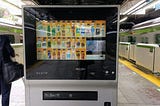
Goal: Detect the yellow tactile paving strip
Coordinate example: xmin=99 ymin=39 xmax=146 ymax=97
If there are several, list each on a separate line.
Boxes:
xmin=119 ymin=59 xmax=160 ymax=87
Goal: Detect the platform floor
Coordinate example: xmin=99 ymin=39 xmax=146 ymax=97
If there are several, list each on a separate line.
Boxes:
xmin=0 ymin=61 xmax=160 ymax=106
xmin=118 ymin=60 xmax=160 ymax=106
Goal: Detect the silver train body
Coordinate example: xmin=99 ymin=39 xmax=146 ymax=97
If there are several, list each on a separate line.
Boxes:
xmin=119 ymin=29 xmax=160 ymax=74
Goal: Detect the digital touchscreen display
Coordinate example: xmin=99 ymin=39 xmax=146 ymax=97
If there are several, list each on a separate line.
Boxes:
xmin=36 ymin=20 xmax=106 ymax=60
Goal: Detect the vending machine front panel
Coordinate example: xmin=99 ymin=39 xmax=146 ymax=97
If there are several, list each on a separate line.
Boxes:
xmin=24 ymin=6 xmax=118 ymax=80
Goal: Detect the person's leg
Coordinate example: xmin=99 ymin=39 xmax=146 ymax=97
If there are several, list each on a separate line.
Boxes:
xmin=1 ymin=78 xmax=11 ymax=106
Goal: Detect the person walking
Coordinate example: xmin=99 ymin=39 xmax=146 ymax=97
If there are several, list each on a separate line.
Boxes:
xmin=0 ymin=35 xmax=15 ymax=106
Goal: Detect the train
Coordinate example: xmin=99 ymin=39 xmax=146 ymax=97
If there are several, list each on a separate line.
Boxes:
xmin=119 ymin=18 xmax=160 ymax=75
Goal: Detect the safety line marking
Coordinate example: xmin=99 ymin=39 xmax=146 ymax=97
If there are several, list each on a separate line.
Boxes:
xmin=119 ymin=59 xmax=160 ymax=87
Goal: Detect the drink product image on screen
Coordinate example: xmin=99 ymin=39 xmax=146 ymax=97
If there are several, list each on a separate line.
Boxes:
xmin=36 ymin=20 xmax=106 ymax=60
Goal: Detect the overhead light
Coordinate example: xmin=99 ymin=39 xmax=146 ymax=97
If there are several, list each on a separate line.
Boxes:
xmin=22 ymin=0 xmax=37 ymax=5
xmin=134 ymin=22 xmax=160 ymax=30
xmin=120 ymin=17 xmax=128 ymax=23
xmin=121 ymin=0 xmax=146 ymax=15
xmin=6 ymin=0 xmax=25 ymax=8
xmin=0 ymin=22 xmax=22 ymax=29
xmin=0 ymin=0 xmax=21 ymax=15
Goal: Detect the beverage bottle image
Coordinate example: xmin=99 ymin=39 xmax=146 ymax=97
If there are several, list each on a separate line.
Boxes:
xmin=47 ymin=24 xmax=51 ymax=36
xmin=48 ymin=38 xmax=51 ymax=48
xmin=57 ymin=49 xmax=61 ymax=59
xmin=61 ymin=50 xmax=66 ymax=59
xmin=66 ymin=22 xmax=71 ymax=36
xmin=101 ymin=23 xmax=105 ymax=36
xmin=37 ymin=50 xmax=42 ymax=60
xmin=91 ymin=23 xmax=95 ymax=36
xmin=86 ymin=23 xmax=91 ymax=36
xmin=57 ymin=23 xmax=61 ymax=36
xmin=76 ymin=50 xmax=80 ymax=60
xmin=48 ymin=50 xmax=51 ymax=59
xmin=52 ymin=49 xmax=56 ymax=59
xmin=42 ymin=38 xmax=47 ymax=48
xmin=52 ymin=23 xmax=56 ymax=36
xmin=61 ymin=38 xmax=66 ymax=48
xmin=81 ymin=23 xmax=85 ymax=36
xmin=37 ymin=38 xmax=41 ymax=48
xmin=57 ymin=38 xmax=61 ymax=48
xmin=95 ymin=23 xmax=101 ymax=36
xmin=71 ymin=38 xmax=75 ymax=49
xmin=62 ymin=24 xmax=65 ymax=36
xmin=76 ymin=23 xmax=80 ymax=36
xmin=81 ymin=51 xmax=85 ymax=60
xmin=71 ymin=50 xmax=75 ymax=59
xmin=72 ymin=23 xmax=75 ymax=36
xmin=66 ymin=50 xmax=71 ymax=59
xmin=52 ymin=38 xmax=57 ymax=48
xmin=43 ymin=49 xmax=47 ymax=59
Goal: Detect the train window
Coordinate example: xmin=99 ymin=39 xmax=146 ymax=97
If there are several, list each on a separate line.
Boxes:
xmin=155 ymin=34 xmax=160 ymax=44
xmin=145 ymin=37 xmax=148 ymax=44
xmin=141 ymin=37 xmax=144 ymax=43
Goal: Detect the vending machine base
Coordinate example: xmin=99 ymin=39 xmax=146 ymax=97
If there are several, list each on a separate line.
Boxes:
xmin=26 ymin=81 xmax=117 ymax=106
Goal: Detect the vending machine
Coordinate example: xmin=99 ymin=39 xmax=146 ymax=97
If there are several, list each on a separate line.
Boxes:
xmin=23 ymin=5 xmax=119 ymax=106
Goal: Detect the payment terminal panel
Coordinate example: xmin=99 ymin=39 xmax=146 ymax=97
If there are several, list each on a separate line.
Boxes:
xmin=24 ymin=5 xmax=119 ymax=106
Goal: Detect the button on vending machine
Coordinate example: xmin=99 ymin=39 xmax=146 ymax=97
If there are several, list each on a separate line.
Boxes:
xmin=23 ymin=5 xmax=119 ymax=106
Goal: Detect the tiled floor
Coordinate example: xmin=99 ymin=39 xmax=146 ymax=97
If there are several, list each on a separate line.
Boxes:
xmin=0 ymin=63 xmax=160 ymax=106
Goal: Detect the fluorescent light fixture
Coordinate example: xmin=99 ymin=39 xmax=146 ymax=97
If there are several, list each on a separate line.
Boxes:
xmin=121 ymin=0 xmax=146 ymax=15
xmin=0 ymin=22 xmax=22 ymax=29
xmin=119 ymin=17 xmax=128 ymax=23
xmin=0 ymin=0 xmax=21 ymax=15
xmin=133 ymin=17 xmax=160 ymax=30
xmin=134 ymin=22 xmax=160 ymax=30
xmin=135 ymin=0 xmax=160 ymax=14
xmin=6 ymin=0 xmax=25 ymax=8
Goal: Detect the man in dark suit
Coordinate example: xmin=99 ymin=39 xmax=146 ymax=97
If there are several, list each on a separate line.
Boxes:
xmin=0 ymin=35 xmax=15 ymax=106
